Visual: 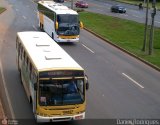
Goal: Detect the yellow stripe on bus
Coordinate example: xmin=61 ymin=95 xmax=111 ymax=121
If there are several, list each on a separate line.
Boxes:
xmin=58 ymin=35 xmax=79 ymax=39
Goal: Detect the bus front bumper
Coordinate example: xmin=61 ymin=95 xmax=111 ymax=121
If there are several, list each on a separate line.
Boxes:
xmin=56 ymin=38 xmax=79 ymax=43
xmin=36 ymin=112 xmax=85 ymax=123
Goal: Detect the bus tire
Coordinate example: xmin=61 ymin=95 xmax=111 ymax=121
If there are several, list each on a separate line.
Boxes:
xmin=52 ymin=32 xmax=54 ymax=39
xmin=20 ymin=70 xmax=23 ymax=84
xmin=35 ymin=115 xmax=38 ymax=124
xmin=29 ymin=96 xmax=32 ymax=104
xmin=40 ymin=23 xmax=43 ymax=31
xmin=41 ymin=24 xmax=44 ymax=31
xmin=40 ymin=23 xmax=41 ymax=29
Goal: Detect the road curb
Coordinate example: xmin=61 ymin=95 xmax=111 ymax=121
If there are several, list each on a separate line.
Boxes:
xmin=84 ymin=27 xmax=160 ymax=72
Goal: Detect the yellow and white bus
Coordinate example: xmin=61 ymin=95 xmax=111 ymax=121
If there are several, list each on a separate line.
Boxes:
xmin=16 ymin=31 xmax=89 ymax=123
xmin=37 ymin=0 xmax=83 ymax=42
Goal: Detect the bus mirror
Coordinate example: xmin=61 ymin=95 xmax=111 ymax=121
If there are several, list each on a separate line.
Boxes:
xmin=80 ymin=21 xmax=84 ymax=29
xmin=86 ymin=82 xmax=89 ymax=90
xmin=34 ymin=83 xmax=37 ymax=91
xmin=85 ymin=75 xmax=89 ymax=90
xmin=56 ymin=21 xmax=59 ymax=30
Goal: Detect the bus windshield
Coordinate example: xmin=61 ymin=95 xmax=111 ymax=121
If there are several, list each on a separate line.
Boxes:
xmin=39 ymin=79 xmax=84 ymax=106
xmin=57 ymin=14 xmax=79 ymax=35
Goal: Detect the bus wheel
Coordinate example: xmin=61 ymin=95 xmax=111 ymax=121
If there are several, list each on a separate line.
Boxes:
xmin=40 ymin=23 xmax=41 ymax=29
xmin=41 ymin=24 xmax=44 ymax=31
xmin=40 ymin=23 xmax=43 ymax=31
xmin=52 ymin=32 xmax=54 ymax=39
xmin=35 ymin=115 xmax=38 ymax=124
xmin=29 ymin=96 xmax=32 ymax=104
xmin=20 ymin=71 xmax=22 ymax=84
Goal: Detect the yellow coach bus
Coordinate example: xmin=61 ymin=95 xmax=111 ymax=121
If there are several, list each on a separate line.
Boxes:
xmin=16 ymin=31 xmax=89 ymax=123
xmin=37 ymin=0 xmax=83 ymax=42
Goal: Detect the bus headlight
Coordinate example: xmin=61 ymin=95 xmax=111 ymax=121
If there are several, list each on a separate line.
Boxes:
xmin=75 ymin=115 xmax=83 ymax=120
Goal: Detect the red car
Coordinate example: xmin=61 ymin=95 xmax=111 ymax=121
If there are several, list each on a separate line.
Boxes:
xmin=75 ymin=1 xmax=88 ymax=8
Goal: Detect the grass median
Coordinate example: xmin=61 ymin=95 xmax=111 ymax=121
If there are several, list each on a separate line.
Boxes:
xmin=0 ymin=7 xmax=6 ymax=14
xmin=79 ymin=11 xmax=160 ymax=68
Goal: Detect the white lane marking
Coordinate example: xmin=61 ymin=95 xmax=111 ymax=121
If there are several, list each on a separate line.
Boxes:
xmin=105 ymin=3 xmax=109 ymax=6
xmin=0 ymin=61 xmax=15 ymax=119
xmin=129 ymin=10 xmax=139 ymax=14
xmin=15 ymin=9 xmax=19 ymax=12
xmin=32 ymin=25 xmax=37 ymax=30
xmin=122 ymin=73 xmax=144 ymax=89
xmin=22 ymin=16 xmax=26 ymax=20
xmin=122 ymin=14 xmax=128 ymax=17
xmin=132 ymin=15 xmax=140 ymax=18
xmin=96 ymin=9 xmax=103 ymax=12
xmin=155 ymin=21 xmax=160 ymax=24
xmin=118 ymin=14 xmax=128 ymax=17
xmin=82 ymin=44 xmax=95 ymax=54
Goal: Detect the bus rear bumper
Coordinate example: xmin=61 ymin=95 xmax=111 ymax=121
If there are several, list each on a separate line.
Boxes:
xmin=36 ymin=112 xmax=85 ymax=123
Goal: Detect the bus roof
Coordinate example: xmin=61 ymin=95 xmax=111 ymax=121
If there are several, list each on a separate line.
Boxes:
xmin=17 ymin=31 xmax=83 ymax=71
xmin=38 ymin=0 xmax=78 ymax=15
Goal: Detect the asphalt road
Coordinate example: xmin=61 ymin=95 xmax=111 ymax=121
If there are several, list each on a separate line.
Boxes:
xmin=64 ymin=0 xmax=160 ymax=27
xmin=0 ymin=0 xmax=160 ymax=125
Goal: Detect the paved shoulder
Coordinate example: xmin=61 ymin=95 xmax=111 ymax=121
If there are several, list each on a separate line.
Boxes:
xmin=0 ymin=0 xmax=10 ymax=121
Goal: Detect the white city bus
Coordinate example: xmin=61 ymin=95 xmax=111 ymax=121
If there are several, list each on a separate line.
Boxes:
xmin=16 ymin=31 xmax=89 ymax=123
xmin=37 ymin=0 xmax=83 ymax=42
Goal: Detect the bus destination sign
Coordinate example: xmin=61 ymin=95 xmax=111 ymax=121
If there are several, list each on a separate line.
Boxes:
xmin=39 ymin=70 xmax=84 ymax=78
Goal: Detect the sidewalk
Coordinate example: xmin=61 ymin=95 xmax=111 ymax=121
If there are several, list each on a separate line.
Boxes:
xmin=0 ymin=0 xmax=8 ymax=122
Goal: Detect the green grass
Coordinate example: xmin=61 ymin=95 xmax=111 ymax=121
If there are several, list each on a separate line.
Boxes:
xmin=0 ymin=7 xmax=6 ymax=14
xmin=79 ymin=11 xmax=160 ymax=67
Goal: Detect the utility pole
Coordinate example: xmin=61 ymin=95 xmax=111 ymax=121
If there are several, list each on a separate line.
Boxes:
xmin=148 ymin=0 xmax=156 ymax=55
xmin=142 ymin=0 xmax=149 ymax=52
xmin=71 ymin=0 xmax=74 ymax=9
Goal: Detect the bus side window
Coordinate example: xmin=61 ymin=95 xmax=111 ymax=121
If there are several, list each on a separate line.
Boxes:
xmin=32 ymin=71 xmax=37 ymax=85
xmin=26 ymin=56 xmax=29 ymax=70
xmin=16 ymin=39 xmax=18 ymax=49
xmin=29 ymin=62 xmax=32 ymax=79
xmin=16 ymin=37 xmax=19 ymax=49
xmin=18 ymin=43 xmax=20 ymax=53
xmin=18 ymin=43 xmax=20 ymax=57
xmin=53 ymin=12 xmax=55 ymax=21
xmin=17 ymin=42 xmax=20 ymax=54
xmin=20 ymin=48 xmax=23 ymax=59
xmin=23 ymin=51 xmax=27 ymax=66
